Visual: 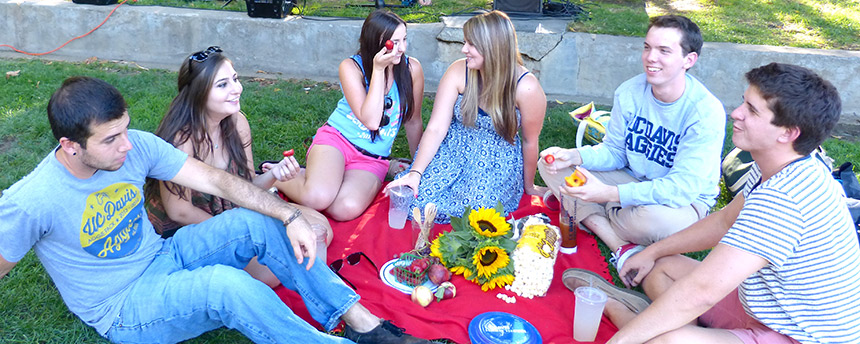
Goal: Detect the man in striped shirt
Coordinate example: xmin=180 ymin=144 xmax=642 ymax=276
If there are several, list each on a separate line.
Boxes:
xmin=578 ymin=62 xmax=860 ymax=343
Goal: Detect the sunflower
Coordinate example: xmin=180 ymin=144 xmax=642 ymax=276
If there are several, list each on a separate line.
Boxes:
xmin=473 ymin=245 xmax=510 ymax=278
xmin=450 ymin=265 xmax=473 ymax=280
xmin=432 ymin=203 xmax=518 ymax=292
xmin=429 ymin=236 xmax=445 ymax=264
xmin=468 ymin=207 xmax=511 ymax=238
xmin=481 ymin=274 xmax=515 ymax=292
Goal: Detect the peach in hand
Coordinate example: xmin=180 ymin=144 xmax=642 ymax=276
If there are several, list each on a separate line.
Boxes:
xmin=565 ymin=169 xmax=587 ymax=187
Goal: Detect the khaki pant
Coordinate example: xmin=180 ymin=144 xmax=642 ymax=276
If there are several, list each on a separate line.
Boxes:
xmin=539 ymin=164 xmax=708 ymax=245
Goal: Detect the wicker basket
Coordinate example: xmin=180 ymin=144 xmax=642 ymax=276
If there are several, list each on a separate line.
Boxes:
xmin=394 ymin=253 xmax=431 ymax=287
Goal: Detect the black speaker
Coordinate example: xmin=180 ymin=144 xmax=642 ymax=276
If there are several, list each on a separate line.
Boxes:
xmin=245 ymin=0 xmax=295 ymax=18
xmin=72 ymin=0 xmax=118 ymax=4
xmin=494 ymin=0 xmax=542 ymax=14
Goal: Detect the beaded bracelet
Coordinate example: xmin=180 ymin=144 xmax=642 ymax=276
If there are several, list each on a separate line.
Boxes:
xmin=408 ymin=170 xmax=423 ymax=178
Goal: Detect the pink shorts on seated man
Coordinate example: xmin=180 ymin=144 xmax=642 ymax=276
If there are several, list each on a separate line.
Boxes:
xmin=564 ymin=63 xmax=860 ymax=344
xmin=539 ymin=15 xmax=725 ymax=272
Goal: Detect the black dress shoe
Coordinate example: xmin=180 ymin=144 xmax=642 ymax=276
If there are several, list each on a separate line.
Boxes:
xmin=343 ymin=320 xmax=431 ymax=344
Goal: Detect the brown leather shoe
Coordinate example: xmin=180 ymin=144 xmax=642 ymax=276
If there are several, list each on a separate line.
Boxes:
xmin=562 ymin=268 xmax=651 ymax=314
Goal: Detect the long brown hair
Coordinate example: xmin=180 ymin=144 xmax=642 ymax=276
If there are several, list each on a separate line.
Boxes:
xmin=461 ymin=10 xmax=522 ymax=144
xmin=146 ymin=51 xmax=252 ymax=201
xmin=357 ymin=10 xmax=415 ymax=126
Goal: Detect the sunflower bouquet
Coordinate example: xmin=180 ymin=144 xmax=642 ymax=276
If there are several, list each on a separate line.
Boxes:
xmin=429 ymin=203 xmax=516 ymax=292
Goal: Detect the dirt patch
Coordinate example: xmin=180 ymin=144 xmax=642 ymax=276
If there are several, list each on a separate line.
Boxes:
xmin=245 ymin=77 xmax=278 ymax=86
xmin=594 ymin=0 xmax=645 ymax=6
xmin=318 ymin=80 xmax=340 ymax=92
xmin=0 ymin=135 xmax=16 ymax=154
xmin=646 ymin=0 xmax=712 ymax=14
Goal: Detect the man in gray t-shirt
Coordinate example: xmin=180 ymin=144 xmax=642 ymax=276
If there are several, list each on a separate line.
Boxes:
xmin=540 ymin=15 xmax=725 ymax=275
xmin=0 ymin=76 xmax=429 ymax=343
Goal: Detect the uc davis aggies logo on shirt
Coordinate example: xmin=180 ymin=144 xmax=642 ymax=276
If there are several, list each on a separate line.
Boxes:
xmin=79 ymin=183 xmax=144 ymax=259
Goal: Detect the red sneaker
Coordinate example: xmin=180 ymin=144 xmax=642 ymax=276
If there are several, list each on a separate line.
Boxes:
xmin=610 ymin=244 xmax=645 ymax=272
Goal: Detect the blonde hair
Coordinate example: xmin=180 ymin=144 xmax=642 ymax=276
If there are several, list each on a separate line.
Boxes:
xmin=461 ymin=10 xmax=523 ymax=144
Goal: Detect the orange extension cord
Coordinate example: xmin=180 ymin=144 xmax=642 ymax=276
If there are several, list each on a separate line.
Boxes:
xmin=0 ymin=0 xmax=134 ymax=56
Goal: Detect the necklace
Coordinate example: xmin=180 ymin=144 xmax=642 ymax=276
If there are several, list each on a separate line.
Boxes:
xmin=213 ymin=143 xmax=219 ymax=149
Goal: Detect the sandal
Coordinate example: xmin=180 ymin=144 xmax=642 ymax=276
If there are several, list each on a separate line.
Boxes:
xmin=386 ymin=157 xmax=412 ymax=180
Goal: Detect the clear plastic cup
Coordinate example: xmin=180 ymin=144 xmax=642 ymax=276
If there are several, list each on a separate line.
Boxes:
xmin=388 ymin=185 xmax=412 ymax=229
xmin=573 ymin=286 xmax=607 ymax=342
xmin=411 ymin=219 xmax=433 ymax=251
xmin=410 ymin=220 xmax=422 ymax=250
xmin=310 ymin=224 xmax=327 ymax=264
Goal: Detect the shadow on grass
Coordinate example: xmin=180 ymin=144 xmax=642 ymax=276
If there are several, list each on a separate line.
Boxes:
xmin=647 ymin=0 xmax=859 ymax=50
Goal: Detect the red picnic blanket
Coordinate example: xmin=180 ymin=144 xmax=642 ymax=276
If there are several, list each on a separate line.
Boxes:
xmin=275 ymin=191 xmax=619 ymax=343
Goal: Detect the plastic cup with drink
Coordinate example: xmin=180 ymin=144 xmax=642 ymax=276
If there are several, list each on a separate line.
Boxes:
xmin=388 ymin=185 xmax=412 ymax=229
xmin=558 ymin=195 xmax=577 ymax=254
xmin=573 ymin=285 xmax=607 ymax=342
xmin=311 ymin=223 xmax=328 ymax=264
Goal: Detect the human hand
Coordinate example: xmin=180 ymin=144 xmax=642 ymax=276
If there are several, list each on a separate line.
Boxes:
xmin=384 ymin=171 xmax=420 ymax=197
xmin=373 ymin=44 xmax=400 ymax=71
xmin=540 ymin=147 xmax=581 ymax=174
xmin=285 ymin=217 xmax=317 ymax=270
xmin=559 ymin=167 xmax=617 ymax=204
xmin=264 ymin=155 xmax=301 ymax=182
xmin=618 ymin=247 xmax=655 ymax=288
xmin=418 ymin=0 xmax=431 ymax=5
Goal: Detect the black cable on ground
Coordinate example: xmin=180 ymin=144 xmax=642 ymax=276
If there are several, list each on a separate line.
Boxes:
xmin=541 ymin=0 xmax=588 ymax=20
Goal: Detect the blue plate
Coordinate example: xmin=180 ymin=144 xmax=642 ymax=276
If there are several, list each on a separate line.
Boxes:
xmin=468 ymin=312 xmax=542 ymax=344
xmin=379 ymin=258 xmax=439 ymax=294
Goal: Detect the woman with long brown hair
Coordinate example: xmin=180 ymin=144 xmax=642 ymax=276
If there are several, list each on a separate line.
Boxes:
xmin=386 ymin=10 xmax=547 ymax=223
xmin=145 ymin=47 xmax=332 ymax=287
xmin=274 ymin=10 xmax=425 ymax=222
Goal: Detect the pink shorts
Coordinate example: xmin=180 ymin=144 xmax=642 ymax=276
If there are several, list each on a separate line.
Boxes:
xmin=310 ymin=125 xmax=388 ymax=181
xmin=698 ymin=289 xmax=801 ymax=344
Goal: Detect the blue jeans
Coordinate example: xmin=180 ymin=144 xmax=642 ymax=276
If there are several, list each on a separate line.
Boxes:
xmin=105 ymin=208 xmax=358 ymax=343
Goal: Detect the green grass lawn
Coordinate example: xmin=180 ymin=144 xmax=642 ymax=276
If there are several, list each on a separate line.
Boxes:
xmin=123 ymin=0 xmax=860 ymax=50
xmin=2 ymin=56 xmax=860 ymax=342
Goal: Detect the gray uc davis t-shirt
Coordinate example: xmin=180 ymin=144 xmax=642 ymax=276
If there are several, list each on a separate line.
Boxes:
xmin=0 ymin=130 xmax=187 ymax=334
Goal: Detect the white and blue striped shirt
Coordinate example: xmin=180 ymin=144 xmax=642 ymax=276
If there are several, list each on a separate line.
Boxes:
xmin=721 ymin=155 xmax=860 ymax=343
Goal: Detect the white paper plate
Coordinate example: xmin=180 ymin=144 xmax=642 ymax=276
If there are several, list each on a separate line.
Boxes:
xmin=379 ymin=258 xmax=440 ymax=294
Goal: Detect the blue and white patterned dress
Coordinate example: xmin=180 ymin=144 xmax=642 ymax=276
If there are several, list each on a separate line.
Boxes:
xmin=401 ymin=94 xmax=523 ymax=224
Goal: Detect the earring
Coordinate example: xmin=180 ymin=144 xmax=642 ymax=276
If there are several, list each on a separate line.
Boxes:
xmin=73 ymin=152 xmax=77 ymax=156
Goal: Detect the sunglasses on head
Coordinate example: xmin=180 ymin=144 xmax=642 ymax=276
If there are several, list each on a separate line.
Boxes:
xmin=329 ymin=252 xmax=379 ymax=290
xmin=189 ymin=46 xmax=223 ymax=63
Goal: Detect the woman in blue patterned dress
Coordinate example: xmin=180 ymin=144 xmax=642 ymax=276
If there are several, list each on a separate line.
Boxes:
xmin=385 ymin=11 xmax=547 ymax=223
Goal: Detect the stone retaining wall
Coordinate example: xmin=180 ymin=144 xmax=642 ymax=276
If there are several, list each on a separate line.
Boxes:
xmin=2 ymin=0 xmax=858 ymax=136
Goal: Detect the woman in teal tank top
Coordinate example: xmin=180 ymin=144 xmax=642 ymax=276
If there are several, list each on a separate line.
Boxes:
xmin=274 ymin=10 xmax=426 ymax=222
